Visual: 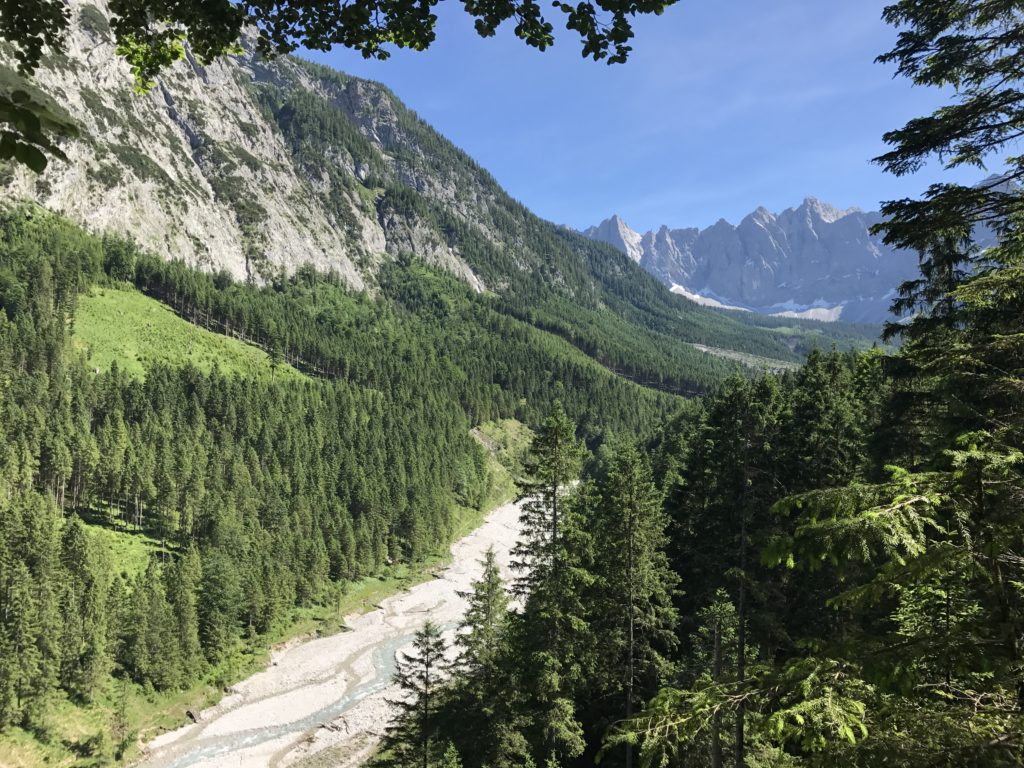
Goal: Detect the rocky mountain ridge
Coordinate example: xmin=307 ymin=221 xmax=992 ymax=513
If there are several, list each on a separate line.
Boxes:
xmin=583 ymin=214 xmax=644 ymax=263
xmin=1 ymin=0 xmax=500 ymax=290
xmin=585 ymin=199 xmax=917 ymax=323
xmin=0 ymin=1 xmax=885 ymax=393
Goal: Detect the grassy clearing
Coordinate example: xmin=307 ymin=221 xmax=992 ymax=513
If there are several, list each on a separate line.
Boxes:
xmin=86 ymin=519 xmax=165 ymax=580
xmin=688 ymin=343 xmax=801 ymax=372
xmin=0 ymin=423 xmax=525 ymax=768
xmin=72 ymin=286 xmax=305 ymax=381
xmin=472 ymin=418 xmax=534 ymax=499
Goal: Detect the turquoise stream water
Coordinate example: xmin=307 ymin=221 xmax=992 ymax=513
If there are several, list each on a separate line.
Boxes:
xmin=158 ymin=630 xmax=414 ymax=768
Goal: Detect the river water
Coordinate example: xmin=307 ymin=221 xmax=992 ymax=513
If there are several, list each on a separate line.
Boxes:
xmin=135 ymin=499 xmax=523 ymax=768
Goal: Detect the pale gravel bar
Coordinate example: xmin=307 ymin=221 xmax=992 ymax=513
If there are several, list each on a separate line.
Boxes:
xmin=136 ymin=499 xmax=524 ymax=768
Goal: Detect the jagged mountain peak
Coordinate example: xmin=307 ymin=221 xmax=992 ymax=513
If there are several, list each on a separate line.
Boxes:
xmin=583 ymin=214 xmax=644 ymax=262
xmin=584 ymin=198 xmax=917 ymax=323
xmin=795 ymin=196 xmax=860 ymax=224
xmin=747 ymin=206 xmax=776 ymax=226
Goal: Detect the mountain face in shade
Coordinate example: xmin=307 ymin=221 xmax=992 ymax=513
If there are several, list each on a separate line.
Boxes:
xmin=585 ymin=199 xmax=919 ymax=323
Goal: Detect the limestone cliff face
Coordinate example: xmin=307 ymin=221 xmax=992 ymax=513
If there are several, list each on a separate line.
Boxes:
xmin=585 ymin=199 xmax=917 ymax=323
xmin=1 ymin=0 xmax=492 ymax=290
xmin=0 ymin=2 xmax=881 ymax=381
xmin=582 ymin=215 xmax=644 ymax=263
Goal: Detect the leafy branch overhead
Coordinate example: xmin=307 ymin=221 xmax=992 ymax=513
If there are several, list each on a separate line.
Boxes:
xmin=0 ymin=89 xmax=76 ymax=171
xmin=0 ymin=0 xmax=675 ymax=170
xmin=5 ymin=0 xmax=677 ymax=88
xmin=872 ymin=0 xmax=1024 ymax=329
xmin=0 ymin=66 xmax=79 ymax=172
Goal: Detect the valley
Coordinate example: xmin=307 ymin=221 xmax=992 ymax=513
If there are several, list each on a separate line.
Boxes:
xmin=1 ymin=1 xmax=1021 ymax=767
xmin=136 ymin=499 xmax=523 ymax=768
xmin=2 ymin=0 xmax=880 ymax=395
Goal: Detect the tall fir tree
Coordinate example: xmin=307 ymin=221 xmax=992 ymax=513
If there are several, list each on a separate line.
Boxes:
xmin=587 ymin=444 xmax=679 ymax=767
xmin=511 ymin=402 xmax=586 ymax=597
xmin=456 ymin=546 xmax=508 ymax=689
xmin=388 ymin=620 xmax=450 ymax=768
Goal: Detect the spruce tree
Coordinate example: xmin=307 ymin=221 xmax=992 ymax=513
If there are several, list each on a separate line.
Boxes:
xmin=58 ymin=517 xmax=108 ymax=702
xmin=690 ymin=591 xmax=739 ymax=768
xmin=456 ymin=546 xmax=508 ymax=689
xmin=389 ymin=620 xmax=449 ymax=768
xmin=514 ymin=485 xmax=595 ymax=764
xmin=511 ymin=401 xmax=586 ymax=597
xmin=0 ymin=562 xmax=43 ymax=726
xmin=440 ymin=742 xmax=463 ymax=768
xmin=166 ymin=544 xmax=204 ymax=683
xmin=589 ymin=444 xmax=679 ymax=767
xmin=198 ymin=546 xmax=242 ymax=665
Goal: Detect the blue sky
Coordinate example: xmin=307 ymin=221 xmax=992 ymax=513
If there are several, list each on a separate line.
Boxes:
xmin=302 ymin=0 xmax=984 ymax=233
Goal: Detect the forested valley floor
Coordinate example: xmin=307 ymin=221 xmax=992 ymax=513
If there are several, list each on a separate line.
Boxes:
xmin=3 ymin=5 xmax=1024 ymax=762
xmin=3 ymin=170 xmax=1024 ymax=768
xmin=0 ymin=202 xmax=676 ymax=766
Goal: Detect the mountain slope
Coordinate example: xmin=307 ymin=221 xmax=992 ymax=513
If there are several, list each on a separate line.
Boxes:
xmin=585 ymin=199 xmax=918 ymax=323
xmin=74 ymin=286 xmax=306 ymax=380
xmin=1 ymin=0 xmax=878 ymax=393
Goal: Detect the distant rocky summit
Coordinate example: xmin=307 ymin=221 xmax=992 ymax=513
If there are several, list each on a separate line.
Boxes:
xmin=585 ymin=199 xmax=919 ymax=323
xmin=582 ymin=215 xmax=644 ymax=263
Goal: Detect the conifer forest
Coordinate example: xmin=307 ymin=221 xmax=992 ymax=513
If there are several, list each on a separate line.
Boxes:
xmin=1 ymin=0 xmax=1023 ymax=767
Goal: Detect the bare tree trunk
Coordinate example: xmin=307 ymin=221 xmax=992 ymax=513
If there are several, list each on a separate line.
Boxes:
xmin=423 ymin=661 xmax=431 ymax=768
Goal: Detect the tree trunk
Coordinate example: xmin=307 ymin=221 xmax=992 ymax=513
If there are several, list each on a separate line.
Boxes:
xmin=712 ymin=619 xmax=723 ymax=768
xmin=735 ymin=507 xmax=747 ymax=768
xmin=626 ymin=496 xmax=636 ymax=768
xmin=423 ymin=661 xmax=431 ymax=768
